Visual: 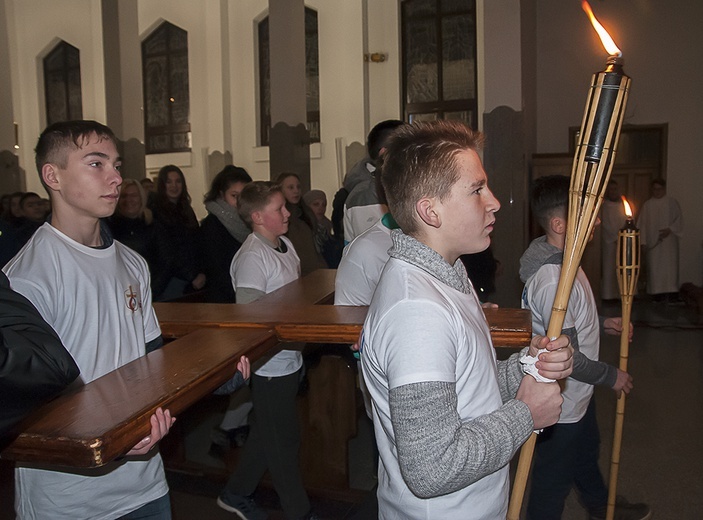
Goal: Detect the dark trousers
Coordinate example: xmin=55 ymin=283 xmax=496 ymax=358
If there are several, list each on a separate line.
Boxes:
xmin=224 ymin=370 xmax=310 ymax=519
xmin=119 ymin=493 xmax=171 ymax=519
xmin=526 ymin=397 xmax=608 ymax=520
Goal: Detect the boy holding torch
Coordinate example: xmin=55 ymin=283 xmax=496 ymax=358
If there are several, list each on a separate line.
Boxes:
xmin=359 ymin=121 xmax=573 ymax=520
xmin=520 ymin=175 xmax=650 ymax=520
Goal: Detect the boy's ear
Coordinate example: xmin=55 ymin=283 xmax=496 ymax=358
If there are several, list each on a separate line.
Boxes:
xmin=41 ymin=164 xmax=60 ymax=192
xmin=549 ymin=215 xmax=566 ymax=236
xmin=250 ymin=209 xmax=263 ymax=226
xmin=416 ymin=197 xmax=441 ymax=229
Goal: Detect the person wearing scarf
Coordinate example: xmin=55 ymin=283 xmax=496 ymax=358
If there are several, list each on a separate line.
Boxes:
xmin=199 ymin=165 xmax=253 ymax=302
xmin=276 ymin=173 xmax=327 ymax=275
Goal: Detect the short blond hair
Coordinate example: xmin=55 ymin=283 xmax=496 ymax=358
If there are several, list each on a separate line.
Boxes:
xmin=237 ymin=181 xmax=282 ymax=228
xmin=381 ymin=120 xmax=484 ymax=235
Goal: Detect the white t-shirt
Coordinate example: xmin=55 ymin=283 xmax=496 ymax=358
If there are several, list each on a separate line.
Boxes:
xmin=522 ymin=264 xmax=600 ymax=423
xmin=343 ymin=203 xmax=385 ymax=244
xmin=3 ymin=223 xmax=167 ymax=520
xmin=361 ymin=258 xmax=508 ymax=520
xmin=334 ymin=218 xmax=392 ymax=306
xmin=230 ymin=233 xmax=303 ymax=377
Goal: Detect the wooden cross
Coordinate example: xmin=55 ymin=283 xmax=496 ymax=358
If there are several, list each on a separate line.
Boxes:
xmin=0 ymin=269 xmax=531 ymax=470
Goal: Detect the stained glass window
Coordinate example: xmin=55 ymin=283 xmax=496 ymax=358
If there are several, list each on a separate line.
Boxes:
xmin=142 ymin=22 xmax=191 ymax=154
xmin=44 ymin=41 xmax=82 ymax=125
xmin=402 ymin=0 xmax=477 ymax=128
xmin=258 ymin=8 xmax=320 ymax=146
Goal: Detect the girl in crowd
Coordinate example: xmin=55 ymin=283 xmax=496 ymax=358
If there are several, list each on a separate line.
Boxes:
xmin=152 ymin=165 xmax=206 ymax=301
xmin=303 ymin=189 xmax=342 ymax=268
xmin=276 ymin=173 xmax=326 ymax=275
xmin=200 ymin=165 xmax=253 ymax=302
xmin=109 ymin=178 xmax=160 ymax=279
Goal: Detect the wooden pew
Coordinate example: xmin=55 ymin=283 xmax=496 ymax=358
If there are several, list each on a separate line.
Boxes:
xmin=0 ymin=269 xmax=531 ymax=471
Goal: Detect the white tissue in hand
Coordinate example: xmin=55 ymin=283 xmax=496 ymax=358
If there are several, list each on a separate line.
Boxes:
xmin=520 ymin=348 xmax=556 ymax=383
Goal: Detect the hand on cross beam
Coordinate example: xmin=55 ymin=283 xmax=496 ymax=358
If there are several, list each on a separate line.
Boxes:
xmin=126 ymin=408 xmax=176 ymax=456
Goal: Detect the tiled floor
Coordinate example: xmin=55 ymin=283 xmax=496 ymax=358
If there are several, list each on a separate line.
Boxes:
xmin=2 ymin=297 xmax=702 ymax=519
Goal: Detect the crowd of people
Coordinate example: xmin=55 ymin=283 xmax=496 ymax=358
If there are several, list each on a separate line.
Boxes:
xmin=1 ymin=165 xmax=345 ymax=305
xmin=1 ymin=118 xmax=659 ymax=520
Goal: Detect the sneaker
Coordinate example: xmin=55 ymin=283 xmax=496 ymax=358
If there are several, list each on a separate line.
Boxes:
xmin=216 ymin=492 xmax=268 ymax=520
xmin=590 ymin=496 xmax=652 ymax=520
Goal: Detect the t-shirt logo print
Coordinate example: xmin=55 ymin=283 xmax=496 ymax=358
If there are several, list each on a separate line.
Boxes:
xmin=124 ymin=285 xmax=142 ymax=313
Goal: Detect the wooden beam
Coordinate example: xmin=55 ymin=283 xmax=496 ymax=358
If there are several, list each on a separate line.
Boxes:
xmin=0 ymin=269 xmax=531 ymax=469
xmin=155 ymin=303 xmax=531 ymax=347
xmin=1 ymin=328 xmax=279 ymax=468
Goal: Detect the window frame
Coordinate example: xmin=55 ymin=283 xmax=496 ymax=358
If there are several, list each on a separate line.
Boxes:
xmin=142 ymin=21 xmax=192 ymax=155
xmin=43 ymin=40 xmax=83 ymax=126
xmin=401 ymin=0 xmax=478 ymax=129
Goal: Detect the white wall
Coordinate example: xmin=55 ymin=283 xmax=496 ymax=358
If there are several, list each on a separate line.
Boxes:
xmin=8 ymin=0 xmax=106 ymax=194
xmin=138 ymin=0 xmax=221 ymax=218
xmin=482 ymin=0 xmax=522 ymax=114
xmin=534 ymin=0 xmax=703 ymax=285
xmin=227 ymin=0 xmax=380 ymax=217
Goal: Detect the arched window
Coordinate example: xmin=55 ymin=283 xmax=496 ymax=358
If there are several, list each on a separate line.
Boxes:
xmin=142 ymin=21 xmax=191 ymax=154
xmin=258 ymin=7 xmax=320 ymax=146
xmin=44 ymin=41 xmax=82 ymax=125
xmin=401 ymin=0 xmax=477 ymax=128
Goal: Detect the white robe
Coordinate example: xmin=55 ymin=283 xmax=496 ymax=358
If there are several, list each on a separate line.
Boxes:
xmin=600 ymin=199 xmax=627 ymax=300
xmin=637 ymin=195 xmax=683 ymax=294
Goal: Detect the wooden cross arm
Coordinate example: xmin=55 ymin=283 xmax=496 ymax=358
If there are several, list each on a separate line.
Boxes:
xmin=155 ymin=302 xmax=369 ymax=343
xmin=155 ymin=303 xmax=532 ymax=348
xmin=482 ymin=307 xmax=533 ymax=348
xmin=0 ymin=328 xmax=279 ymax=468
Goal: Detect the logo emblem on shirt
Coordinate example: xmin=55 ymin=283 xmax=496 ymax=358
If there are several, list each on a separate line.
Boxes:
xmin=125 ymin=285 xmax=142 ymax=313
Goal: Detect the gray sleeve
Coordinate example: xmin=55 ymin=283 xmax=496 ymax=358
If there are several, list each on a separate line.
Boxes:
xmin=213 ymin=371 xmax=248 ymax=395
xmin=145 ymin=335 xmax=163 ymax=354
xmin=236 ymin=287 xmax=265 ymax=304
xmin=389 ymin=380 xmax=533 ymax=499
xmin=496 ymin=348 xmax=529 ymax=402
xmin=571 ymin=350 xmax=617 ymax=387
xmin=562 ymin=326 xmax=617 ymax=388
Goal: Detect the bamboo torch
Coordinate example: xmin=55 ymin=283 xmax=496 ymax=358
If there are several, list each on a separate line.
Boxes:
xmin=606 ymin=199 xmax=640 ymax=520
xmin=507 ymin=3 xmax=631 ymax=518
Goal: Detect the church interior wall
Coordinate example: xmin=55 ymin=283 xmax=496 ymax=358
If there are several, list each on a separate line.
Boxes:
xmin=533 ymin=0 xmax=703 ymax=286
xmin=8 ymin=0 xmax=107 ymax=195
xmin=3 ymin=0 xmax=700 ymax=285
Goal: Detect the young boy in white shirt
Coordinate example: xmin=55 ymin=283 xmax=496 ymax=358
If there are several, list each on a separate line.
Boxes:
xmin=3 ymin=120 xmax=175 ymax=519
xmin=360 ymin=120 xmax=574 ymax=520
xmin=218 ymin=181 xmax=316 ymax=520
xmin=520 ymin=175 xmax=649 ymax=520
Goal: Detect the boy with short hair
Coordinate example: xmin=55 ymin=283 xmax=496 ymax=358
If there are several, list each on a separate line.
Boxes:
xmin=3 ymin=120 xmax=175 ymax=519
xmin=342 ymin=119 xmax=404 ymax=242
xmin=360 ymin=120 xmax=573 ymax=520
xmin=520 ymin=175 xmax=650 ymax=520
xmin=218 ymin=181 xmax=315 ymax=520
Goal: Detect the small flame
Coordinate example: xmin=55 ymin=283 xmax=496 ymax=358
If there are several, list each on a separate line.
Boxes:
xmin=621 ymin=196 xmax=633 ymax=218
xmin=582 ymin=1 xmax=622 ymax=57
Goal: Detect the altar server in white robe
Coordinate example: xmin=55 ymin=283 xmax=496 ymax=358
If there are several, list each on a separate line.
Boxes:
xmin=637 ymin=178 xmax=683 ymax=300
xmin=600 ymin=180 xmax=627 ymax=301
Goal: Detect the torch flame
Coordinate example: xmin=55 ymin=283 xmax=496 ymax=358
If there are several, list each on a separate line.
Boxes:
xmin=582 ymin=1 xmax=622 ymax=57
xmin=621 ymin=196 xmax=633 ymax=218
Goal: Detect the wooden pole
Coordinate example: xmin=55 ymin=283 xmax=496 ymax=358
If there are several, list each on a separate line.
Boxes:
xmin=606 ymin=222 xmax=640 ymax=520
xmin=507 ymin=54 xmax=630 ymax=519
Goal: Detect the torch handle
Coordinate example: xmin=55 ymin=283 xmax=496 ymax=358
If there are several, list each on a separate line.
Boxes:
xmin=507 ymin=433 xmax=537 ymax=520
xmin=507 ymin=268 xmax=576 ymax=520
xmin=606 ymin=295 xmax=634 ymax=520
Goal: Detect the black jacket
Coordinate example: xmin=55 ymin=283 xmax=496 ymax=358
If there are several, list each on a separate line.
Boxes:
xmin=0 ymin=271 xmax=79 ymax=438
xmin=198 ymin=213 xmax=244 ymax=303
